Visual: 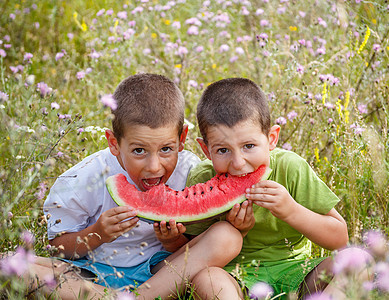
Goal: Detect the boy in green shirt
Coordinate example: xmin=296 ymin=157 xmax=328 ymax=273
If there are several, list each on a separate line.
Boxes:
xmin=185 ymin=77 xmax=352 ymax=299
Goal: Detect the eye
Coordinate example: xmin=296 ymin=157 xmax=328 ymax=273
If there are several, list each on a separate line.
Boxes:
xmin=216 ymin=148 xmax=229 ymax=154
xmin=244 ymin=144 xmax=255 ymax=150
xmin=161 ymin=146 xmax=173 ymax=153
xmin=133 ymin=148 xmax=145 ymax=155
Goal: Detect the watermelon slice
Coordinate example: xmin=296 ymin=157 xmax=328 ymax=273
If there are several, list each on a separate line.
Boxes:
xmin=106 ymin=165 xmax=271 ymax=224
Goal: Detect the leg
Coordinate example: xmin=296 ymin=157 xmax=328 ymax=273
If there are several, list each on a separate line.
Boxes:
xmin=25 ymin=256 xmax=110 ymax=300
xmin=300 ymin=248 xmax=373 ymax=300
xmin=136 ymin=221 xmax=243 ymax=299
xmin=192 ymin=267 xmax=244 ymax=300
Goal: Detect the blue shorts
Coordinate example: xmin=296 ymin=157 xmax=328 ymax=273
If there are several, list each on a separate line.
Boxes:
xmin=59 ymin=250 xmax=171 ymax=289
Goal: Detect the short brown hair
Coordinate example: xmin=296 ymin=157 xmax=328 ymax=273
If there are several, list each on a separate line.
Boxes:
xmin=112 ymin=73 xmax=185 ymax=142
xmin=197 ymin=78 xmax=271 ymax=144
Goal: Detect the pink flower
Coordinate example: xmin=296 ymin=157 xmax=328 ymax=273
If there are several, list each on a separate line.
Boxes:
xmin=282 ymin=143 xmax=292 ymax=151
xmin=100 ymin=94 xmax=117 ymax=110
xmin=43 ymin=274 xmax=57 ymax=290
xmin=0 ymin=91 xmax=8 ymax=102
xmin=296 ymin=64 xmax=304 ymax=74
xmin=21 ymin=230 xmax=35 ymax=245
xmin=250 ymin=282 xmax=273 ymax=299
xmin=37 ymin=82 xmax=52 ymax=97
xmin=117 ymin=11 xmax=127 ymax=19
xmin=306 ymin=292 xmax=332 ymax=300
xmin=0 ymin=49 xmax=6 ymax=57
xmin=51 ymin=102 xmax=60 ymax=109
xmin=96 ymin=9 xmax=105 ymax=16
xmin=24 ymin=52 xmax=33 ymax=62
xmin=316 ymin=47 xmax=326 ymax=55
xmin=358 ymin=104 xmax=368 ymax=114
xmin=219 ymin=44 xmax=230 ymax=53
xmin=260 ymin=19 xmax=270 ymax=27
xmin=364 ymin=230 xmax=388 ymax=258
xmin=36 ymin=182 xmax=47 ymax=200
xmin=275 ymin=117 xmax=287 ymax=125
xmin=287 ymin=111 xmax=298 ymax=121
xmin=0 ymin=247 xmax=35 ymax=276
xmin=187 ymin=25 xmax=199 ymax=35
xmin=375 ymin=262 xmax=389 ymax=292
xmin=333 ymin=247 xmax=372 ymax=274
xmin=77 ymin=71 xmax=86 ymax=80
xmin=176 ymin=46 xmax=188 ymax=57
xmin=372 ymin=44 xmax=381 ymax=51
xmin=55 ymin=52 xmax=64 ymax=61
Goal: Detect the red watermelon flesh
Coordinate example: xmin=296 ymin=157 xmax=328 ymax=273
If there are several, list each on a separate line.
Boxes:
xmin=106 ymin=165 xmax=270 ymax=223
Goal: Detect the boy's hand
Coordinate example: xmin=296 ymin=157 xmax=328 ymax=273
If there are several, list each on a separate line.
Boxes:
xmin=154 ymin=220 xmax=188 ymax=252
xmin=246 ymin=180 xmax=297 ymax=221
xmin=94 ymin=206 xmax=139 ymax=243
xmin=226 ymin=200 xmax=255 ymax=236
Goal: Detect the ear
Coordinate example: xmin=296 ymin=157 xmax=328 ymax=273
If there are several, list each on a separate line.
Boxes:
xmin=268 ymin=125 xmax=280 ymax=150
xmin=105 ymin=129 xmax=120 ymax=156
xmin=196 ymin=137 xmax=211 ymax=160
xmin=178 ymin=124 xmax=188 ymax=152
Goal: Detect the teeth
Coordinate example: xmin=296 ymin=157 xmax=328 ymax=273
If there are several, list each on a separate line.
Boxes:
xmin=143 ymin=177 xmax=161 ymax=187
xmin=237 ymin=173 xmax=247 ymax=177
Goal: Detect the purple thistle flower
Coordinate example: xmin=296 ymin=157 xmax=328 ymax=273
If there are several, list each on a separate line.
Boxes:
xmin=96 ymin=9 xmax=105 ymax=16
xmin=176 ymin=46 xmax=188 ymax=57
xmin=0 ymin=91 xmax=8 ymax=102
xmin=219 ymin=44 xmax=230 ymax=53
xmin=36 ymin=182 xmax=47 ymax=200
xmin=287 ymin=111 xmax=298 ymax=121
xmin=328 ymin=118 xmax=333 ymax=124
xmin=358 ymin=104 xmax=368 ymax=114
xmin=55 ymin=52 xmax=64 ymax=61
xmin=306 ymin=292 xmax=332 ymax=300
xmin=24 ymin=52 xmax=33 ymax=62
xmin=51 ymin=102 xmax=60 ymax=109
xmin=230 ymin=56 xmax=238 ymax=63
xmin=260 ymin=19 xmax=270 ymax=27
xmin=363 ymin=230 xmax=388 ymax=258
xmin=187 ymin=25 xmax=199 ymax=35
xmin=43 ymin=274 xmax=57 ymax=290
xmin=316 ymin=47 xmax=326 ymax=55
xmin=282 ymin=143 xmax=292 ymax=151
xmin=372 ymin=44 xmax=381 ymax=51
xmin=250 ymin=282 xmax=273 ymax=299
xmin=76 ymin=71 xmax=86 ymax=80
xmin=37 ymin=82 xmax=52 ymax=97
xmin=0 ymin=247 xmax=35 ymax=276
xmin=275 ymin=117 xmax=287 ymax=125
xmin=21 ymin=230 xmax=35 ymax=245
xmin=0 ymin=49 xmax=6 ymax=57
xmin=333 ymin=247 xmax=372 ymax=274
xmin=375 ymin=262 xmax=389 ymax=292
xmin=117 ymin=11 xmax=127 ymax=19
xmin=100 ymin=94 xmax=117 ymax=110
xmin=296 ymin=64 xmax=304 ymax=74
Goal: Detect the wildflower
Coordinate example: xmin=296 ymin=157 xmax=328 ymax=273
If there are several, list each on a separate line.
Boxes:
xmin=0 ymin=91 xmax=8 ymax=102
xmin=188 ymin=80 xmax=198 ymax=88
xmin=375 ymin=262 xmax=389 ymax=292
xmin=51 ymin=102 xmax=60 ymax=109
xmin=0 ymin=49 xmax=6 ymax=57
xmin=44 ymin=274 xmax=57 ymax=290
xmin=328 ymin=118 xmax=333 ymax=124
xmin=287 ymin=111 xmax=298 ymax=121
xmin=77 ymin=128 xmax=85 ymax=134
xmin=143 ymin=48 xmax=151 ymax=55
xmin=116 ymin=292 xmax=136 ymax=300
xmin=176 ymin=46 xmax=188 ymax=57
xmin=21 ymin=230 xmax=35 ymax=245
xmin=241 ymin=6 xmax=250 ymax=15
xmin=324 ymin=103 xmax=335 ymax=110
xmin=230 ymin=56 xmax=238 ymax=63
xmin=195 ymin=46 xmax=204 ymax=52
xmin=282 ymin=143 xmax=292 ymax=151
xmin=57 ymin=151 xmax=64 ymax=157
xmin=275 ymin=117 xmax=287 ymax=125
xmin=277 ymin=7 xmax=286 ymax=14
xmin=9 ymin=13 xmax=16 ymax=20
xmin=299 ymin=11 xmax=306 ymax=17
xmin=250 ymin=282 xmax=273 ymax=299
xmin=96 ymin=9 xmax=105 ymax=16
xmin=317 ymin=18 xmax=327 ymax=28
xmin=100 ymin=94 xmax=117 ymax=110
xmin=358 ymin=104 xmax=368 ymax=114
xmin=372 ymin=44 xmax=381 ymax=51
xmin=77 ymin=71 xmax=86 ymax=80
xmin=0 ymin=247 xmax=35 ymax=276
xmin=256 ymin=8 xmax=264 ymax=15
xmin=36 ymin=182 xmax=48 ymax=200
xmin=219 ymin=44 xmax=230 ymax=52
xmin=316 ymin=47 xmax=326 ymax=55
xmin=117 ymin=11 xmax=127 ymax=19
xmin=187 ymin=25 xmax=199 ymax=35
xmin=350 ymin=123 xmax=365 ymax=135
xmin=296 ymin=64 xmax=304 ymax=74
xmin=89 ymin=50 xmax=101 ymax=59
xmin=37 ymin=82 xmax=52 ymax=97
xmin=363 ymin=230 xmax=388 ymax=258
xmin=333 ymin=247 xmax=371 ymax=274
xmin=235 ymin=47 xmax=244 ymax=55
xmin=185 ymin=17 xmax=202 ymax=26
xmin=24 ymin=52 xmax=33 ymax=62
xmin=306 ymin=292 xmax=332 ymax=300
xmin=260 ymin=19 xmax=270 ymax=27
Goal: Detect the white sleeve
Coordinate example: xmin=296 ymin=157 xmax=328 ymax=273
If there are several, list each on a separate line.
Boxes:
xmin=44 ymin=177 xmax=102 ymax=240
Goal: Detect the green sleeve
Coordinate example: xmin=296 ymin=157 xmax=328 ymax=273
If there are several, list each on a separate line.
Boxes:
xmin=184 ymin=160 xmax=221 ymax=236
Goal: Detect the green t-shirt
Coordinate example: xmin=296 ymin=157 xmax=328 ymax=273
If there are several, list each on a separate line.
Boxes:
xmin=185 ymin=148 xmax=340 ymax=269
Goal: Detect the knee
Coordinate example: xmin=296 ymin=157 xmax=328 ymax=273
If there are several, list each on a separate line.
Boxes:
xmin=207 ymin=221 xmax=243 ymax=256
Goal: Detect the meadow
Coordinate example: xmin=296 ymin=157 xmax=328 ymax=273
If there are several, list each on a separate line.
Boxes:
xmin=0 ymin=0 xmax=388 ymax=299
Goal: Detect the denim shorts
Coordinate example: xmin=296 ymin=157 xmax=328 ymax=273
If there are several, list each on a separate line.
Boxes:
xmin=60 ymin=250 xmax=171 ymax=289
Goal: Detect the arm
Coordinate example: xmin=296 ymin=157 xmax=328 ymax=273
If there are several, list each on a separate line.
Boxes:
xmin=50 ymin=206 xmax=139 ymax=259
xmin=153 ymin=220 xmax=189 ymax=252
xmin=246 ymin=180 xmax=348 ymax=250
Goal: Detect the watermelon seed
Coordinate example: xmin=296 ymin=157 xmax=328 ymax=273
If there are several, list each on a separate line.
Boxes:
xmin=201 ymin=191 xmax=204 ymax=195
xmin=210 ymin=186 xmax=213 ymax=190
xmin=225 ymin=173 xmax=228 ymax=177
xmin=193 ymin=192 xmax=196 ymax=195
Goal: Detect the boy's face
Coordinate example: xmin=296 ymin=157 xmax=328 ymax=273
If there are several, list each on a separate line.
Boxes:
xmin=106 ymin=124 xmax=187 ymax=192
xmin=197 ymin=120 xmax=280 ymax=176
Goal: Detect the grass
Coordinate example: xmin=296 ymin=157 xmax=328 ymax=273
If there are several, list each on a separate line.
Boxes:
xmin=0 ymin=0 xmax=388 ymax=299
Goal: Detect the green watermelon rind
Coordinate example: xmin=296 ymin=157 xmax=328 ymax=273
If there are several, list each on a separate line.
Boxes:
xmin=106 ymin=176 xmax=127 ymax=207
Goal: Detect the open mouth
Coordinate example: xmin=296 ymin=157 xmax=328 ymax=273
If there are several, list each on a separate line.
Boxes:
xmin=142 ymin=177 xmax=163 ymax=187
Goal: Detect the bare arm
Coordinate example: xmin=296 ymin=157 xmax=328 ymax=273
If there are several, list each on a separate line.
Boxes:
xmin=247 ymin=180 xmax=348 ymax=250
xmin=50 ymin=206 xmax=139 ymax=259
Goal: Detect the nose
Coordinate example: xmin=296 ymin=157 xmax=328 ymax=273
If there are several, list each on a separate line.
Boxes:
xmin=231 ymin=152 xmax=246 ymax=171
xmin=146 ymin=154 xmax=162 ymax=173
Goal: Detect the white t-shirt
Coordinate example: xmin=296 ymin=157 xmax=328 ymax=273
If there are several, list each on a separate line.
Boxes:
xmin=44 ymin=148 xmax=200 ymax=268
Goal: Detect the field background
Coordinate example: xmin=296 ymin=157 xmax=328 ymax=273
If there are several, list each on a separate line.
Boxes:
xmin=0 ymin=0 xmax=388 ymax=298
